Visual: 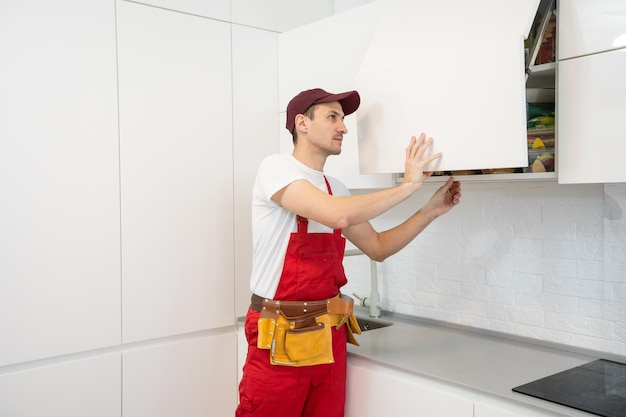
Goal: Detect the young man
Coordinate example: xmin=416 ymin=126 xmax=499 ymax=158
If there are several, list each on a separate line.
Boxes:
xmin=236 ymin=88 xmax=461 ymax=417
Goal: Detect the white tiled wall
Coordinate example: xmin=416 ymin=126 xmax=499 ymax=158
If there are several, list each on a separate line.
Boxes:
xmin=343 ymin=181 xmax=626 ymax=356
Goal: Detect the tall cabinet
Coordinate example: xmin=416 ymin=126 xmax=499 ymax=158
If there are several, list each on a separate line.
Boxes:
xmin=0 ymin=1 xmax=237 ymax=416
xmin=0 ymin=1 xmax=122 ymax=414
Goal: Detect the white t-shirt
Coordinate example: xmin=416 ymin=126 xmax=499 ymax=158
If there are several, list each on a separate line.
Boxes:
xmin=249 ymin=154 xmax=350 ymax=299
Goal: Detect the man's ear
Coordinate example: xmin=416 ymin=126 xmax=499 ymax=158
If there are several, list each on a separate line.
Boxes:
xmin=294 ymin=114 xmax=308 ymax=133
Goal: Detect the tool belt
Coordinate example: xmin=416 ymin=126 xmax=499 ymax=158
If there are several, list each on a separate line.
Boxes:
xmin=252 ymin=293 xmax=362 ymax=367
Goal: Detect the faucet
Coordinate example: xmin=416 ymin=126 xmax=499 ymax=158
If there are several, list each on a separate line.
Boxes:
xmin=344 ymin=249 xmax=382 ymax=318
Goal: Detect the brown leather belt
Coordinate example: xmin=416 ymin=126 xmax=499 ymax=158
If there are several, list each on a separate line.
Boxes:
xmin=250 ymin=293 xmax=354 ymax=317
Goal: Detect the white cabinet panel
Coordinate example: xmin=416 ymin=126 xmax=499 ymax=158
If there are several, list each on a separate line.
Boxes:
xmin=232 ymin=26 xmax=280 ymax=316
xmin=0 ymin=0 xmax=121 ymax=366
xmin=557 ymin=48 xmax=626 ymax=184
xmin=0 ymin=354 xmax=121 ymax=417
xmin=355 ymin=0 xmax=540 ymax=173
xmin=345 ymin=359 xmax=474 ymax=417
xmin=558 ymin=0 xmax=626 ymax=59
xmin=117 ymin=1 xmax=234 ymax=343
xmin=356 ymin=36 xmax=529 ymax=173
xmin=232 ymin=0 xmax=333 ymax=32
xmin=123 ymin=333 xmax=238 ymax=417
xmin=279 ymin=1 xmax=394 ymax=188
xmin=123 ymin=0 xmax=230 ymax=21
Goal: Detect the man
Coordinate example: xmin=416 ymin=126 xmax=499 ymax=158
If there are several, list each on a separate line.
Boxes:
xmin=236 ymin=88 xmax=461 ymax=417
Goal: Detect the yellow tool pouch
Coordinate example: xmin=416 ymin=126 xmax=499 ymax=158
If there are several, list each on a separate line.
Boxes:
xmin=256 ymin=294 xmax=361 ymax=367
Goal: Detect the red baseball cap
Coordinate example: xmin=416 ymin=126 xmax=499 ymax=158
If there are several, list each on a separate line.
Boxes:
xmin=285 ymin=88 xmax=360 ymax=133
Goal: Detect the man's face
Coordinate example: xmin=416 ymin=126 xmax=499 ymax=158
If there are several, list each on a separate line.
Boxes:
xmin=305 ymin=101 xmax=348 ymax=156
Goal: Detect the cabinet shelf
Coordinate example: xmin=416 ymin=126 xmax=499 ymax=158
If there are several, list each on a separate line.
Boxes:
xmin=526 ymin=62 xmax=556 ymax=90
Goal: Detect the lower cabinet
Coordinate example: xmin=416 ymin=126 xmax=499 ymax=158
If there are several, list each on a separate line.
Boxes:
xmin=346 ymin=357 xmax=575 ymax=417
xmin=345 ymin=357 xmax=474 ymax=417
xmin=0 ymin=354 xmax=121 ymax=417
xmin=124 ymin=333 xmax=238 ymax=417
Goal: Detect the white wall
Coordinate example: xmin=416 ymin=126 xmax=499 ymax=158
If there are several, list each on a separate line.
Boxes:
xmin=343 ymin=180 xmax=626 ymax=356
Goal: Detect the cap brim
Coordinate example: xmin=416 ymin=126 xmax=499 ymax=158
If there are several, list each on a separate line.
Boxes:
xmin=316 ymin=90 xmax=360 ymax=116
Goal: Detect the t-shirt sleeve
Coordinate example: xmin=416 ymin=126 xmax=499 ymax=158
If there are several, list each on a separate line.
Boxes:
xmin=255 ymin=155 xmax=306 ymax=202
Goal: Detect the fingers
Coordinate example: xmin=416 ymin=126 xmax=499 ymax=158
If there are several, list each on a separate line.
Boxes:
xmin=406 ymin=133 xmax=435 ymax=160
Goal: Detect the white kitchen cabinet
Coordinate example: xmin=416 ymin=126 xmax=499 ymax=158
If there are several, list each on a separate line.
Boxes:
xmin=278 ymin=1 xmax=394 ymax=189
xmin=558 ymin=0 xmax=626 ymax=60
xmin=345 ymin=357 xmax=474 ymax=417
xmin=123 ymin=333 xmax=238 ymax=417
xmin=557 ymin=47 xmax=626 ymax=184
xmin=279 ymin=0 xmax=544 ymax=184
xmin=121 ymin=0 xmax=230 ymax=21
xmin=0 ymin=0 xmax=121 ymax=366
xmin=116 ymin=1 xmax=234 ymax=343
xmin=356 ymin=0 xmax=541 ymax=174
xmin=0 ymin=354 xmax=121 ymax=417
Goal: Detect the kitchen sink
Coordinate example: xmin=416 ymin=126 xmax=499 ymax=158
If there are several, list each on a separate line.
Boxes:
xmin=355 ymin=316 xmax=393 ymax=331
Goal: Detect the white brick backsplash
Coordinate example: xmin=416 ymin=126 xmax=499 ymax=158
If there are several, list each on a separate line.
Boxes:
xmin=605 ymin=264 xmax=626 ymax=283
xmin=343 ymin=182 xmax=626 ymax=357
xmin=509 ymin=272 xmax=543 ymax=291
xmin=545 ymin=311 xmax=613 ymax=339
xmin=514 ymin=254 xmax=577 ymax=277
xmin=544 ymin=276 xmax=611 ymax=300
xmin=543 ymin=239 xmax=602 ymax=261
xmin=615 ymin=322 xmax=626 ymax=343
xmin=415 ymin=277 xmax=461 ymax=296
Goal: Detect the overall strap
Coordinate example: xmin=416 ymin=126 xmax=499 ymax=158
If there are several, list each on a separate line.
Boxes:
xmin=296 ymin=176 xmax=342 ymax=236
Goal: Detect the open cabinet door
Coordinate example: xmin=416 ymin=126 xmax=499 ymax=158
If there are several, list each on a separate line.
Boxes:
xmin=356 ymin=0 xmax=541 ymax=174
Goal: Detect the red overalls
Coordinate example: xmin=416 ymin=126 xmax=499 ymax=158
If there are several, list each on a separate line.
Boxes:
xmin=236 ymin=177 xmax=349 ymax=417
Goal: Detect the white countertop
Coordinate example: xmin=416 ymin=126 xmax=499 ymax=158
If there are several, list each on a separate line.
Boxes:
xmin=347 ymin=310 xmax=625 ymax=416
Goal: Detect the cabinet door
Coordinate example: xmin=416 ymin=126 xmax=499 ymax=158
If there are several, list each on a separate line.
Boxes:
xmin=0 ymin=354 xmax=121 ymax=417
xmin=117 ymin=1 xmax=234 ymax=343
xmin=278 ymin=1 xmax=394 ymax=189
xmin=557 ymin=48 xmax=626 ymax=184
xmin=558 ymin=0 xmax=626 ymax=59
xmin=355 ymin=0 xmax=540 ymax=174
xmin=345 ymin=360 xmax=474 ymax=417
xmin=123 ymin=333 xmax=238 ymax=417
xmin=0 ymin=0 xmax=121 ymax=366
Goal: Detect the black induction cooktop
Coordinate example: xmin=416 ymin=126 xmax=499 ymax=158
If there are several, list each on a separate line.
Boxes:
xmin=512 ymin=359 xmax=626 ymax=417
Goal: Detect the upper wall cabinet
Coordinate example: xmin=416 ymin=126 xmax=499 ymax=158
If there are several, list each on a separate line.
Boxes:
xmin=279 ymin=0 xmax=543 ymax=185
xmin=558 ymin=0 xmax=626 ymax=60
xmin=557 ymin=48 xmax=626 ymax=184
xmin=117 ymin=1 xmax=234 ymax=343
xmin=355 ymin=0 xmax=541 ymax=174
xmin=557 ymin=0 xmax=626 ymax=184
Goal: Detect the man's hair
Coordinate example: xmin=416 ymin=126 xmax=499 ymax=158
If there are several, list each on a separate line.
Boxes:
xmin=292 ymin=104 xmax=317 ymax=144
